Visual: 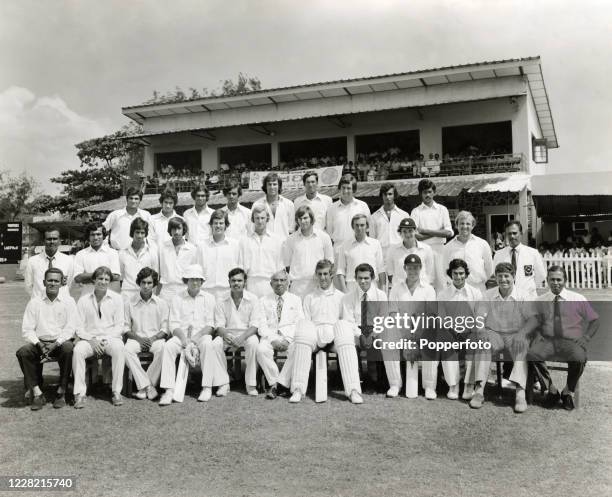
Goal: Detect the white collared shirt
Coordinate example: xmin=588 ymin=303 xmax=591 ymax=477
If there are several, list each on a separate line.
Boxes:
xmin=535 ymin=289 xmax=599 ymax=339
xmin=386 ymin=241 xmax=435 ymax=287
xmin=410 ymin=201 xmax=453 ymax=246
xmin=336 ymin=236 xmax=385 ymax=283
xmin=77 ymin=290 xmax=124 ymax=340
xmin=103 ymin=208 xmax=152 ymax=250
xmin=239 ymin=231 xmax=284 ymax=279
xmin=341 ymin=285 xmax=387 ymax=324
xmin=22 ymin=294 xmax=79 ymax=345
xmin=169 ymin=289 xmax=216 ymax=335
xmin=183 ymin=205 xmax=215 ymax=246
xmin=74 ymin=244 xmax=120 ymax=277
xmin=282 ymin=229 xmax=334 ymax=281
xmin=24 ymin=251 xmax=74 ymax=299
xmin=294 ymin=192 xmax=333 ymax=230
xmin=444 ymin=234 xmax=493 ymax=287
xmin=389 ymin=280 xmax=437 ymax=302
xmin=437 ymin=283 xmax=482 ymax=324
xmin=214 ymin=290 xmax=262 ymax=330
xmin=198 ymin=236 xmax=241 ymax=290
xmin=258 ymin=291 xmax=304 ymax=342
xmin=303 ymin=286 xmax=344 ymax=326
xmin=476 ymin=286 xmax=535 ymax=334
xmin=326 ymin=198 xmax=371 ymax=246
xmin=222 ymin=204 xmax=253 ymax=241
xmin=148 ymin=211 xmax=183 ymax=245
xmin=159 ymin=240 xmax=198 ymax=286
xmin=251 ymin=195 xmax=295 ymax=241
xmin=124 ymin=294 xmax=169 ymax=338
xmin=119 ymin=242 xmax=159 ymax=291
xmin=370 ymin=205 xmax=409 ymax=249
xmin=493 ymin=243 xmax=546 ymax=298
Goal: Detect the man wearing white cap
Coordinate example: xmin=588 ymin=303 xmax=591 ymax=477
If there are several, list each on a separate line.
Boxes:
xmin=200 ymin=268 xmax=262 ymax=398
xmin=158 ymin=264 xmax=216 ymax=405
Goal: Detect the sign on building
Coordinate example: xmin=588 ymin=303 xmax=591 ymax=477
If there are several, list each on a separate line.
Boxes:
xmin=0 ymin=222 xmax=22 ymax=264
xmin=248 ymin=166 xmax=344 ymax=190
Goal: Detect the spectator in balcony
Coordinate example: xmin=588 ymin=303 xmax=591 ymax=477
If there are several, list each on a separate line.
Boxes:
xmin=148 ymin=189 xmax=183 ymax=246
xmin=251 ymin=173 xmax=295 ymax=242
xmin=103 ymin=187 xmax=152 ymax=251
xmin=222 ymin=180 xmax=252 ymax=241
xmin=183 ymin=184 xmax=214 ymax=246
xmin=294 ymin=172 xmax=333 ymax=231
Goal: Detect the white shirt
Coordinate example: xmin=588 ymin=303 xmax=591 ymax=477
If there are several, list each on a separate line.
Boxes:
xmin=258 ymin=291 xmax=305 ymax=342
xmin=410 ymin=201 xmax=453 ymax=246
xmin=389 ymin=281 xmax=437 ymax=302
xmin=22 ymin=294 xmax=79 ymax=345
xmin=326 ymin=198 xmax=371 ymax=246
xmin=386 ymin=241 xmax=435 ymax=287
xmin=169 ymin=289 xmax=216 ymax=335
xmin=119 ymin=242 xmax=159 ymax=292
xmin=282 ymin=229 xmax=334 ymax=281
xmin=293 ymin=192 xmax=333 ymax=230
xmin=222 ymin=204 xmax=252 ymax=241
xmin=183 ymin=205 xmax=215 ymax=246
xmin=251 ymin=195 xmax=295 ymax=241
xmin=103 ymin=208 xmax=152 ymax=250
xmin=197 ymin=237 xmax=241 ymax=290
xmin=239 ymin=232 xmax=284 ymax=279
xmin=493 ymin=243 xmax=546 ymax=299
xmin=336 ymin=236 xmax=385 ymax=283
xmin=76 ymin=290 xmax=124 ymax=340
xmin=148 ymin=211 xmax=183 ymax=245
xmin=476 ymin=286 xmax=535 ymax=334
xmin=443 ymin=235 xmax=493 ymax=288
xmin=214 ymin=290 xmax=262 ymax=330
xmin=124 ymin=294 xmax=169 ymax=338
xmin=159 ymin=240 xmax=198 ymax=286
xmin=370 ymin=205 xmax=409 ymax=250
xmin=74 ymin=245 xmax=121 ymax=277
xmin=24 ymin=251 xmax=74 ymax=299
xmin=437 ymin=283 xmax=482 ymax=329
xmin=303 ymin=286 xmax=344 ymax=326
xmin=341 ymin=285 xmax=387 ymax=325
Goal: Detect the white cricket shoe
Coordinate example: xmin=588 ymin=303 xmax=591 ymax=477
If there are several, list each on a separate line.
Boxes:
xmin=289 ymin=390 xmax=302 ymax=403
xmin=447 ymin=385 xmax=459 ymax=400
xmin=198 ymin=388 xmax=212 ymax=402
xmin=386 ymin=386 xmax=400 ymax=398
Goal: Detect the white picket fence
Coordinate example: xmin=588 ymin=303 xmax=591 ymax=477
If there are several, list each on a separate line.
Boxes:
xmin=543 ymin=254 xmax=612 ymax=289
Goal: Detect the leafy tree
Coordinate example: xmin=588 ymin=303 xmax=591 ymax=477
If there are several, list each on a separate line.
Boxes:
xmin=0 ymin=171 xmax=39 ymax=220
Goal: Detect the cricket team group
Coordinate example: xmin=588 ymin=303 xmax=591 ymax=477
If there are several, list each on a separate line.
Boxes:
xmin=17 ymin=173 xmax=599 ymax=413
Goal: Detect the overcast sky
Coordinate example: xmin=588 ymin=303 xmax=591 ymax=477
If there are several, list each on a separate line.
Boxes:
xmin=1 ymin=0 xmax=611 ymax=193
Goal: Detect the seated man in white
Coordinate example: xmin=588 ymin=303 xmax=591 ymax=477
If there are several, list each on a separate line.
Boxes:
xmin=290 ymin=259 xmax=363 ymax=405
xmin=158 ymin=264 xmax=216 ymax=405
xmin=256 ymin=269 xmax=304 ymax=399
xmin=73 ymin=266 xmax=126 ymax=408
xmin=200 ymin=268 xmax=262 ymax=398
xmin=436 ymin=258 xmax=483 ymax=401
xmin=388 ymin=254 xmax=437 ymax=399
xmin=469 ymin=262 xmax=539 ymax=413
xmin=123 ymin=267 xmax=169 ymax=401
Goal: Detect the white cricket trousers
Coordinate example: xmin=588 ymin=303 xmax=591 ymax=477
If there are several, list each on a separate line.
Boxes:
xmin=201 ymin=334 xmax=259 ymax=388
xmin=124 ymin=338 xmax=165 ymax=390
xmin=290 ymin=320 xmax=361 ymax=397
xmin=256 ymin=336 xmax=294 ymax=386
xmin=73 ymin=337 xmax=125 ymax=396
xmin=159 ymin=336 xmax=211 ymax=390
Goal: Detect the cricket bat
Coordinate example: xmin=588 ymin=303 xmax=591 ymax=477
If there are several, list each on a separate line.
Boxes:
xmin=172 ymin=352 xmax=189 ymax=403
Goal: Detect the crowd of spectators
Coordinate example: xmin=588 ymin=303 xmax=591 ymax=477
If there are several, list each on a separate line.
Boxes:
xmin=538 ymin=228 xmax=611 ymax=258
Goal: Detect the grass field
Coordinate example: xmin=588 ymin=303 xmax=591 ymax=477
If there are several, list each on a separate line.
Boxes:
xmin=1 ymin=282 xmax=611 ymax=497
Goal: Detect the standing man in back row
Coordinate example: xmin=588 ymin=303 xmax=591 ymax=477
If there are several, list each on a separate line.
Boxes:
xmin=183 ymin=183 xmax=215 ymax=246
xmin=370 ymin=183 xmax=409 ymax=264
xmin=103 ymin=187 xmax=151 ymax=251
xmin=251 ymin=173 xmax=295 ymax=242
xmin=410 ymin=179 xmax=453 ymax=290
xmin=293 ymin=172 xmax=333 ymax=231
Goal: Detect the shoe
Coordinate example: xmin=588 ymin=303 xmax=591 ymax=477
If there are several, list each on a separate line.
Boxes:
xmin=246 ymin=386 xmax=258 ymax=397
xmin=425 ymin=388 xmax=437 ymax=400
xmin=469 ymin=392 xmax=484 ymax=409
xmin=277 ymin=384 xmax=290 ymax=398
xmin=24 ymin=390 xmax=32 ymax=403
xmin=447 ymin=385 xmax=459 ymax=400
xmin=561 ymin=393 xmax=575 ymax=411
xmin=31 ymin=394 xmax=45 ymax=411
xmin=74 ymin=394 xmax=87 ymax=409
xmin=462 ymin=384 xmax=475 ymax=400
xmin=146 ymin=386 xmax=158 ymax=400
xmin=543 ymin=391 xmax=561 ymax=408
xmin=386 ymin=386 xmax=399 ymax=398
xmin=158 ymin=390 xmax=173 ymax=406
xmin=111 ymin=392 xmax=124 ymax=406
xmin=52 ymin=394 xmax=66 ymax=409
xmin=349 ymin=390 xmax=363 ymax=404
xmin=289 ymin=390 xmax=302 ymax=403
xmin=266 ymin=385 xmax=278 ymax=400
xmin=216 ymin=384 xmax=229 ymax=397
xmin=133 ymin=388 xmax=147 ymax=400
xmin=514 ymin=388 xmax=527 ymax=413
xmin=198 ymin=388 xmax=212 ymax=402
xmin=501 ymin=378 xmax=513 ymax=389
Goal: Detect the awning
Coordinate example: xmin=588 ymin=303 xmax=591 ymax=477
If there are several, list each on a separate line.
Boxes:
xmin=81 ymin=172 xmax=530 ymax=213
